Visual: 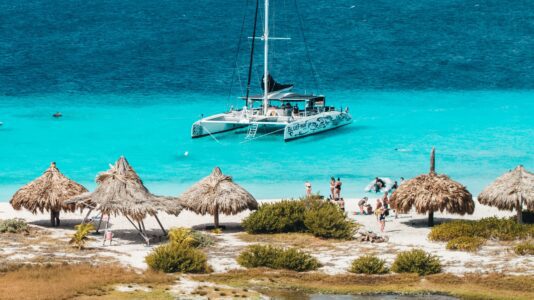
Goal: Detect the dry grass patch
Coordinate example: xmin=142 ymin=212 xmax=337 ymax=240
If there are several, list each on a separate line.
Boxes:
xmin=196 ymin=269 xmax=534 ymax=300
xmin=0 ymin=263 xmax=174 ymax=300
xmin=237 ymin=232 xmax=342 ymax=249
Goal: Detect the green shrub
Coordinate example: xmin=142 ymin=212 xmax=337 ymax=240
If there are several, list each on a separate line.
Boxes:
xmin=237 ymin=245 xmax=320 ymax=272
xmin=446 ymin=236 xmax=485 ymax=252
xmin=145 ymin=244 xmax=210 ymax=273
xmin=304 ymin=202 xmax=356 ymax=239
xmin=69 ymin=223 xmax=95 ymax=250
xmin=167 ymin=227 xmax=214 ymax=248
xmin=513 ymin=241 xmax=534 ymax=255
xmin=242 ymin=200 xmax=306 ymax=234
xmin=428 ymin=221 xmax=479 ymax=241
xmin=429 ymin=217 xmax=533 ymax=242
xmin=349 ymin=255 xmax=389 ymax=274
xmin=391 ymin=249 xmax=442 ymax=276
xmin=0 ymin=219 xmax=28 ymax=233
xmin=479 ymin=217 xmax=531 ymax=240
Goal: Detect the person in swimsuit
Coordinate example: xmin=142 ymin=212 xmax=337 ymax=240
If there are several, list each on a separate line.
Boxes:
xmin=329 ymin=177 xmax=336 ymax=199
xmin=305 ymin=181 xmax=312 ymax=197
xmin=375 ymin=200 xmax=386 ymax=232
xmin=335 ymin=178 xmax=342 ymax=199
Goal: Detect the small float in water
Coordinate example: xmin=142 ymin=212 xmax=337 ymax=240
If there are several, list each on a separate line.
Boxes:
xmin=365 ymin=177 xmax=394 ymax=193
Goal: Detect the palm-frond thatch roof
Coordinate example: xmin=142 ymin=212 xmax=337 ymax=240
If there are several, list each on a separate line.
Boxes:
xmin=390 ymin=148 xmax=474 ymax=226
xmin=478 ymin=166 xmax=534 ymax=211
xmin=68 ymin=156 xmax=183 ymax=221
xmin=10 ymin=162 xmax=88 ymax=214
xmin=181 ymin=167 xmax=258 ymax=227
xmin=478 ymin=165 xmax=534 ymax=223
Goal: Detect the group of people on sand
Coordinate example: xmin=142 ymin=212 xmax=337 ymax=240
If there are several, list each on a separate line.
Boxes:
xmin=305 ymin=176 xmax=404 ymax=233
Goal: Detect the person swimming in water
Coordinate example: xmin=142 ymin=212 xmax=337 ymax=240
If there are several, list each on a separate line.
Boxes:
xmin=53 ymin=112 xmax=62 ymax=118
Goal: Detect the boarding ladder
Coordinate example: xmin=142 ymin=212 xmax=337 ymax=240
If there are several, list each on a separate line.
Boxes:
xmin=245 ymin=123 xmax=259 ymax=140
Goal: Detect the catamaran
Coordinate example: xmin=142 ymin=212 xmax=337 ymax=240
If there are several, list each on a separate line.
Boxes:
xmin=191 ymin=0 xmax=352 ymax=142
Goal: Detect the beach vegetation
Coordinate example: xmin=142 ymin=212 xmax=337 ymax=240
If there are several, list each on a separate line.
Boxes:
xmin=445 ymin=236 xmax=485 ymax=252
xmin=237 ymin=232 xmax=341 ymax=249
xmin=0 ymin=264 xmax=173 ymax=300
xmin=237 ymin=244 xmax=320 ymax=272
xmin=429 ymin=217 xmax=534 ymax=242
xmin=304 ymin=201 xmax=356 ymax=239
xmin=242 ymin=197 xmax=356 ymax=239
xmin=69 ymin=223 xmax=95 ymax=250
xmin=391 ymin=249 xmax=441 ymax=276
xmin=513 ymin=241 xmax=534 ymax=255
xmin=349 ymin=255 xmax=389 ymax=274
xmin=242 ymin=200 xmax=306 ymax=233
xmin=0 ymin=218 xmax=29 ymax=234
xmin=145 ymin=244 xmax=210 ymax=273
xmin=167 ymin=227 xmax=214 ymax=248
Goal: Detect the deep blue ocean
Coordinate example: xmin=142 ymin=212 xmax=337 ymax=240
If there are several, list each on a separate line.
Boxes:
xmin=1 ymin=1 xmax=533 ymax=200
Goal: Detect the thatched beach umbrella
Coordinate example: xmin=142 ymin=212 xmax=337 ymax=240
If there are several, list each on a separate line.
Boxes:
xmin=390 ymin=148 xmax=474 ymax=226
xmin=10 ymin=162 xmax=88 ymax=227
xmin=68 ymin=156 xmax=183 ymax=244
xmin=478 ymin=165 xmax=534 ymax=224
xmin=181 ymin=167 xmax=258 ymax=228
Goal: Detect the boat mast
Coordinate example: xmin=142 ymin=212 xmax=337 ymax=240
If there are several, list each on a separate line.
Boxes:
xmin=262 ymin=0 xmax=269 ymax=115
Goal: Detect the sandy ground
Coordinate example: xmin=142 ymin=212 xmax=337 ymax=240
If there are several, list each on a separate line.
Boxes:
xmin=0 ymin=199 xmax=532 ymax=275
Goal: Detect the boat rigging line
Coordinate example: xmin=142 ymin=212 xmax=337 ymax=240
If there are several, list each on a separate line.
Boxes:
xmin=245 ymin=0 xmax=261 ymax=108
xmin=227 ymin=0 xmax=250 ymax=106
xmin=294 ymin=0 xmax=320 ymax=93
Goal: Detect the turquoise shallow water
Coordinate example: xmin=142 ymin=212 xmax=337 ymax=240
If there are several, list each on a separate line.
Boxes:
xmin=1 ymin=90 xmax=533 ymax=201
xmin=1 ymin=1 xmax=534 ymax=201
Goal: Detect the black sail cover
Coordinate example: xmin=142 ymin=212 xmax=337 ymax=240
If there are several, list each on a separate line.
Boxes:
xmin=261 ymin=75 xmax=293 ymax=92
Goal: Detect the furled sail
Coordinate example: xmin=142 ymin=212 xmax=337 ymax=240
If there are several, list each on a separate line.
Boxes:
xmin=261 ymin=75 xmax=293 ymax=92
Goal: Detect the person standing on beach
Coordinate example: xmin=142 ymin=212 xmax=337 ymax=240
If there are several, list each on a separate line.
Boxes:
xmin=335 ymin=178 xmax=342 ymax=199
xmin=329 ymin=177 xmax=336 ymax=199
xmin=375 ymin=200 xmax=386 ymax=232
xmin=305 ymin=181 xmax=312 ymax=197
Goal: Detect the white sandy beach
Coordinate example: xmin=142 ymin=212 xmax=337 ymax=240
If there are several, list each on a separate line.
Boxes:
xmin=0 ymin=199 xmax=532 ymax=276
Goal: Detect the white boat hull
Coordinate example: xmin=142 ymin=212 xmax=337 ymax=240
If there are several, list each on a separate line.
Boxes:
xmin=191 ymin=115 xmax=247 ymax=138
xmin=283 ymin=111 xmax=352 ymax=141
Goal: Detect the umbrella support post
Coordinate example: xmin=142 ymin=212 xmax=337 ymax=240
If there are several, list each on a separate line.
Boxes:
xmin=154 ymin=214 xmax=167 ymax=236
xmin=95 ymin=214 xmax=104 ymax=234
xmin=517 ymin=197 xmax=523 ymax=224
xmin=137 ymin=221 xmax=144 ymax=234
xmin=82 ymin=208 xmax=93 ymax=225
xmin=140 ymin=221 xmax=147 ymax=234
xmin=214 ymin=205 xmax=219 ymax=229
xmin=125 ymin=216 xmax=150 ymax=246
xmin=428 ymin=211 xmax=434 ymax=227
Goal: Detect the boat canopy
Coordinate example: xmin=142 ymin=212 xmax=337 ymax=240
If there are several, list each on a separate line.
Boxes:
xmin=243 ymin=93 xmax=325 ymax=104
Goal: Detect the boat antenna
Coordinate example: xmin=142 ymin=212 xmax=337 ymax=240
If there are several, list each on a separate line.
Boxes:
xmin=227 ymin=0 xmax=250 ymax=105
xmin=294 ymin=0 xmax=320 ymax=93
xmin=245 ymin=0 xmax=260 ymax=109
